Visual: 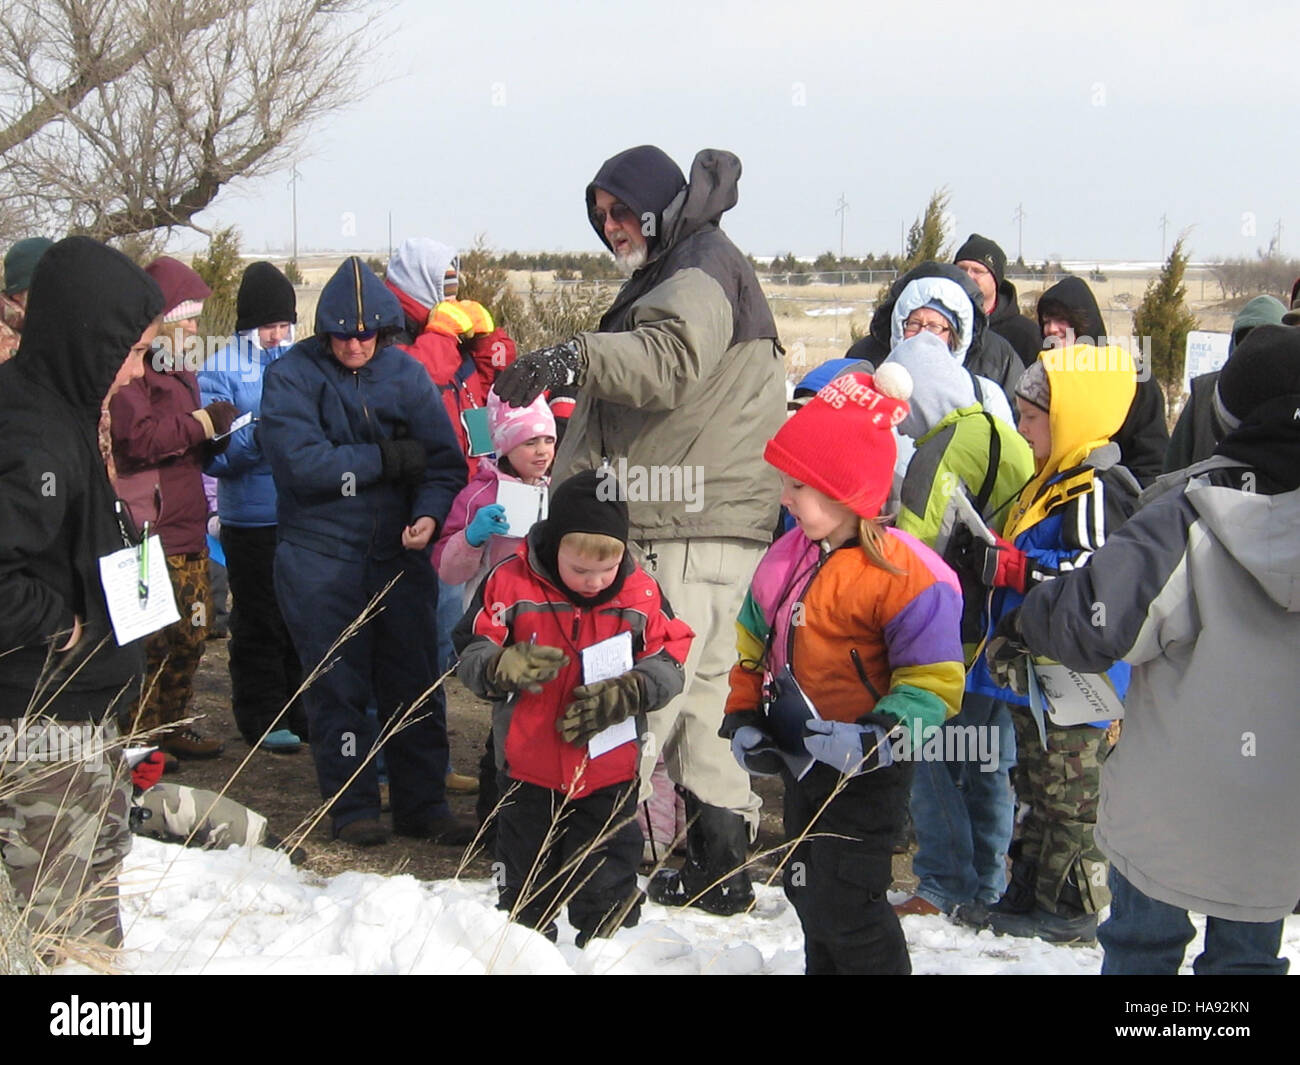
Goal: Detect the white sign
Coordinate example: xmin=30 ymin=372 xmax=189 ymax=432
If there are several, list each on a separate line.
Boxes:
xmin=1183 ymin=331 xmax=1231 ymax=394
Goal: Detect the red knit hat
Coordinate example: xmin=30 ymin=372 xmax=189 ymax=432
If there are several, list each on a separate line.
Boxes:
xmin=144 ymin=256 xmax=211 ymax=322
xmin=764 ymin=367 xmax=913 ymax=518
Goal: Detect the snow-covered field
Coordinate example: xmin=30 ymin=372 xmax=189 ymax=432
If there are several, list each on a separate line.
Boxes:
xmin=99 ymin=839 xmax=1300 ymax=975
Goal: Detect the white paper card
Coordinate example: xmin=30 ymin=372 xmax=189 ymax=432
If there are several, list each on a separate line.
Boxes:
xmin=213 ymin=410 xmax=254 ymax=440
xmin=582 ymin=631 xmax=637 ymax=758
xmin=1031 ymin=662 xmax=1125 ymax=725
xmin=98 ymin=535 xmax=180 ymax=645
xmin=495 ymin=480 xmax=548 ymax=536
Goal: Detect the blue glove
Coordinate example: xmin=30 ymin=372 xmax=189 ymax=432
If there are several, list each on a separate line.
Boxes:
xmin=802 ymin=719 xmax=895 ymax=776
xmin=465 ymin=503 xmax=509 ymax=547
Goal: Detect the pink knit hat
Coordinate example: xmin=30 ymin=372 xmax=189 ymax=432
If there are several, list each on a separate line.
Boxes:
xmin=487 ymin=390 xmax=556 ymax=456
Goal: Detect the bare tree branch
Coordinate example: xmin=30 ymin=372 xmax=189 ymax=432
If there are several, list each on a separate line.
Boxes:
xmin=0 ymin=0 xmax=385 ymax=243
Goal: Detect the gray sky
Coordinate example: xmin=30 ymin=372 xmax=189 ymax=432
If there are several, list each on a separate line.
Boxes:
xmin=184 ymin=0 xmax=1300 ymax=265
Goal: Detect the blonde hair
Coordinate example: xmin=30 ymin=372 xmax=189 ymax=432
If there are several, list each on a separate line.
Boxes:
xmin=559 ymin=531 xmax=625 ymax=562
xmin=858 ymin=515 xmax=905 ymax=575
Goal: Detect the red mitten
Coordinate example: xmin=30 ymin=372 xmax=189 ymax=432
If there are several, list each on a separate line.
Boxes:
xmin=991 ymin=534 xmax=1032 ymax=593
xmin=131 ymin=749 xmax=165 ymax=792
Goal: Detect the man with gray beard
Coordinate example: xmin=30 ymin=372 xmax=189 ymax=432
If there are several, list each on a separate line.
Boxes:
xmin=493 ymin=145 xmax=785 ymax=915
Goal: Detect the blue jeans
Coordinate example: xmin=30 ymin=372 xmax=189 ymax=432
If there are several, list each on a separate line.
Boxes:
xmin=1099 ymin=867 xmax=1288 ymax=975
xmin=435 ymin=576 xmax=466 ymax=676
xmin=909 ymin=692 xmax=1016 ymax=911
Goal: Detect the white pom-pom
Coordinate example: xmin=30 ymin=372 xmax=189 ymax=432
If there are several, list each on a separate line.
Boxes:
xmin=873 ymin=362 xmax=913 ymax=402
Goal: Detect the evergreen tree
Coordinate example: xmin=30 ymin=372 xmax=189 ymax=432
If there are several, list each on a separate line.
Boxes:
xmin=1134 ymin=235 xmax=1199 ymax=404
xmin=902 ymin=187 xmax=952 ymax=269
xmin=191 ymin=227 xmax=243 ymax=341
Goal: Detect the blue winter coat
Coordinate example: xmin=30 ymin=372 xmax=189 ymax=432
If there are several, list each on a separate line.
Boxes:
xmin=260 ymin=258 xmax=467 ymax=561
xmin=968 ymin=454 xmax=1135 ymax=711
xmin=198 ymin=331 xmax=292 ymax=527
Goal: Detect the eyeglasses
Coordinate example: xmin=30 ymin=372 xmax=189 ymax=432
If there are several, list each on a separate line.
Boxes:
xmin=590 ymin=202 xmax=639 ymax=229
xmin=329 ymin=330 xmax=377 ymax=342
xmin=902 ymin=317 xmax=952 ymax=337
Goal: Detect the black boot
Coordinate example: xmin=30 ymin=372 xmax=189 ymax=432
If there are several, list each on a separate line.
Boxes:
xmin=647 ymin=789 xmax=754 ymax=916
xmin=989 ymin=866 xmax=1097 ymax=944
xmin=989 ymin=839 xmax=1037 ymax=915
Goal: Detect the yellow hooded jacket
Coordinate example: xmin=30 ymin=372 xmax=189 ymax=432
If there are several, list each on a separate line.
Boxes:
xmin=1004 ymin=344 xmax=1138 ymax=541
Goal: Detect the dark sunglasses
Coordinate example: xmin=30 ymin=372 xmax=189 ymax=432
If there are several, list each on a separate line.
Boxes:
xmin=329 ymin=330 xmax=378 ymax=342
xmin=590 ymin=202 xmax=639 ymax=229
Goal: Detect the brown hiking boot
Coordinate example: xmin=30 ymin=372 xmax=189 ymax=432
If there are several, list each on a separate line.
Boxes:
xmin=160 ymin=725 xmax=225 ymax=760
xmin=892 ymin=895 xmax=942 ymax=918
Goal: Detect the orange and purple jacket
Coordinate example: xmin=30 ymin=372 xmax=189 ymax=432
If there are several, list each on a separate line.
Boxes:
xmin=724 ymin=526 xmax=965 ymax=740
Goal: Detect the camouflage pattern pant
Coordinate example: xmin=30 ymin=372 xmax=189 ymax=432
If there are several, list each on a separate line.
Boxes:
xmin=0 ymin=717 xmax=132 ymax=954
xmin=134 ymin=783 xmax=267 ymax=850
xmin=131 ymin=553 xmax=211 ymax=734
xmin=1009 ymin=709 xmax=1111 ymax=914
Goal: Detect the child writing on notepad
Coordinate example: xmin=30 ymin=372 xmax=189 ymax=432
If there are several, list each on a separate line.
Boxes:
xmin=454 ymin=469 xmax=694 ymax=946
xmin=433 ymin=390 xmax=557 ymax=604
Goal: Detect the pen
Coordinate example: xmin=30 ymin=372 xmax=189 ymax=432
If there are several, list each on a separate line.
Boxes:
xmin=138 ymin=522 xmax=151 ymax=603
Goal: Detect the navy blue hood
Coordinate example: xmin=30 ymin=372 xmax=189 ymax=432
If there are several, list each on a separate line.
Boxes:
xmin=314 ymin=256 xmax=403 ymax=337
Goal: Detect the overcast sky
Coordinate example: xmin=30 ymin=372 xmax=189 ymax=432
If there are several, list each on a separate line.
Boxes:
xmin=183 ymin=0 xmax=1300 ymax=264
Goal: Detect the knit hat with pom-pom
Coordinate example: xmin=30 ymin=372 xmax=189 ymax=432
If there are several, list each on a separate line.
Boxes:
xmin=764 ymin=366 xmax=913 ymax=518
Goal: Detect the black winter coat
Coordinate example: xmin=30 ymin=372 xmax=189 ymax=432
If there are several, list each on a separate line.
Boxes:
xmin=987 ymin=278 xmax=1041 ymax=368
xmin=0 ymin=238 xmax=163 ymax=719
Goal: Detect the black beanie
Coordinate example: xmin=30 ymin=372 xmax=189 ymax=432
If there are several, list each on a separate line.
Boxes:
xmin=953 ymin=233 xmax=1007 ymax=288
xmin=535 ymin=469 xmax=631 ymax=606
xmin=1214 ymin=324 xmax=1300 ymax=431
xmin=585 ymin=145 xmax=686 ymax=251
xmin=236 ymin=261 xmax=298 ymax=332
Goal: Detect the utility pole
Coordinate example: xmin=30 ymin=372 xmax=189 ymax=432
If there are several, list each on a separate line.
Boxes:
xmin=1159 ymin=213 xmax=1168 ymax=260
xmin=1274 ymin=218 xmax=1284 ymax=258
xmin=1013 ymin=203 xmax=1025 ymax=263
xmin=288 ymin=166 xmax=301 ymax=263
xmin=388 ymin=210 xmax=393 ymax=263
xmin=835 ymin=193 xmax=848 ymax=261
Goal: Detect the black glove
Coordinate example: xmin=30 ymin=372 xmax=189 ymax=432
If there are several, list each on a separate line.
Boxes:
xmin=557 ymin=671 xmax=645 ymax=745
xmin=986 ymin=609 xmax=1032 ymax=695
xmin=492 ymin=339 xmax=584 ymax=407
xmin=378 ymin=438 xmax=427 ymax=484
xmin=947 ymin=525 xmax=999 ymax=587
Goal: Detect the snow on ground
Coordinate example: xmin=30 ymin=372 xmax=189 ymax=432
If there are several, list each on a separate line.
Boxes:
xmin=108 ymin=838 xmax=1300 ymax=976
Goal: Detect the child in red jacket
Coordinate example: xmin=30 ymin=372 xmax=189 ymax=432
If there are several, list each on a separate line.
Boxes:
xmin=454 ymin=470 xmax=693 ymax=945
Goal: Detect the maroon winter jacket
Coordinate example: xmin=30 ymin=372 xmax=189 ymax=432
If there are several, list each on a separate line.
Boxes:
xmin=109 ymin=361 xmax=214 ymax=556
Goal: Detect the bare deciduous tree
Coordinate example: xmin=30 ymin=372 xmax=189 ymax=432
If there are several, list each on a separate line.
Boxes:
xmin=0 ymin=0 xmax=381 ymax=243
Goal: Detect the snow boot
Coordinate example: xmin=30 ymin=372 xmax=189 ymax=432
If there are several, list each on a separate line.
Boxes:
xmin=646 ymin=789 xmax=754 ymax=917
xmin=989 ymin=839 xmax=1037 ymax=915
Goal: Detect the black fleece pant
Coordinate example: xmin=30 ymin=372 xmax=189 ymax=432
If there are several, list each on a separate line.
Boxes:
xmin=782 ymin=760 xmax=914 ymax=975
xmin=222 ymin=524 xmax=306 ymax=743
xmin=495 ymin=778 xmax=642 ymax=945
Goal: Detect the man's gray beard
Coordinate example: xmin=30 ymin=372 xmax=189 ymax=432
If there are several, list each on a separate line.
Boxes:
xmin=615 ymin=245 xmax=646 ymax=277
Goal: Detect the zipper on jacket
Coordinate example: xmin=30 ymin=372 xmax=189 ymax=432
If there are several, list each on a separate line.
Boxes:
xmin=783 ymin=542 xmax=832 ymax=679
xmin=850 ymin=647 xmax=881 ymax=703
xmin=351 ymin=258 xmax=365 ymax=333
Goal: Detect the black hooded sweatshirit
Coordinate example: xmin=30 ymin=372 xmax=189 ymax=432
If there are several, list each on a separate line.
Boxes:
xmin=0 ymin=237 xmax=163 ymax=719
